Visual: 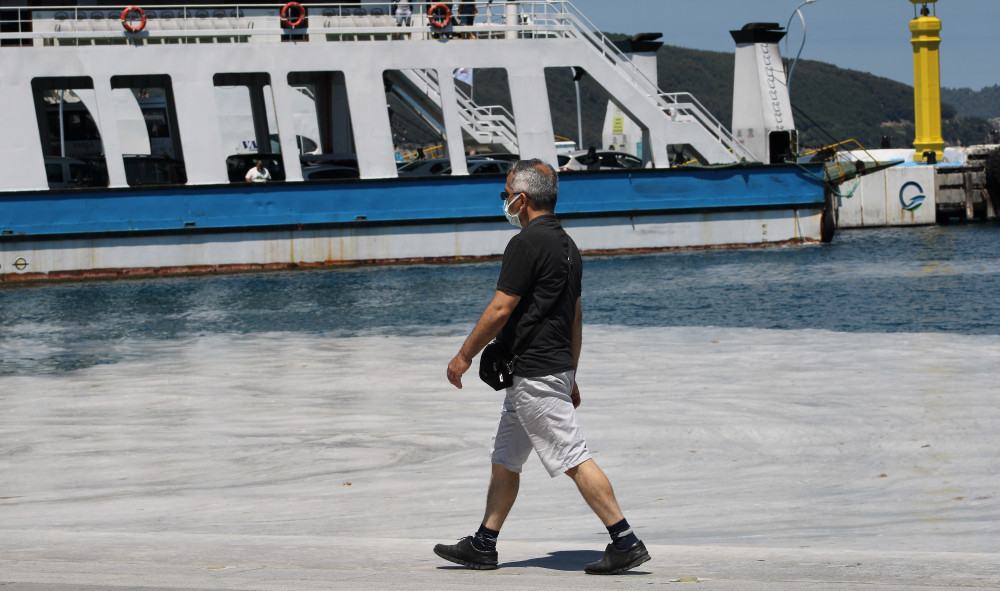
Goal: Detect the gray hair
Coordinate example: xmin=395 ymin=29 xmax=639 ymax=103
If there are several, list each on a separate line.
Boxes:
xmin=509 ymin=158 xmax=558 ymax=212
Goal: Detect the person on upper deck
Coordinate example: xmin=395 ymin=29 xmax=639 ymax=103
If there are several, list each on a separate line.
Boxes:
xmin=458 ymin=1 xmax=477 ymax=38
xmin=393 ymin=0 xmax=412 ymax=37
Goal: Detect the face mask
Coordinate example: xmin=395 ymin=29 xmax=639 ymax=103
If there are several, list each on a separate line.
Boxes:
xmin=503 ymin=194 xmax=523 ymax=228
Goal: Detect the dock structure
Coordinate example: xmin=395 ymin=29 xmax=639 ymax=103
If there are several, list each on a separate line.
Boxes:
xmin=935 ymin=145 xmax=1000 ymax=222
xmin=828 ymin=1 xmax=1000 ymax=228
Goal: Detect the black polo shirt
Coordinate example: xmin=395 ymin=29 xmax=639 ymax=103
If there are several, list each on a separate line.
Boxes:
xmin=496 ymin=214 xmax=583 ymax=378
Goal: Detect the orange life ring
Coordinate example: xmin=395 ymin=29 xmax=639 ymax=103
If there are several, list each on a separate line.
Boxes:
xmin=280 ymin=1 xmax=305 ymax=28
xmin=120 ymin=6 xmax=146 ymax=33
xmin=428 ymin=3 xmax=451 ymax=28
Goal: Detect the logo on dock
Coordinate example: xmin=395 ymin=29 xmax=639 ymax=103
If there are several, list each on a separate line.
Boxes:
xmin=899 ymin=181 xmax=926 ymax=211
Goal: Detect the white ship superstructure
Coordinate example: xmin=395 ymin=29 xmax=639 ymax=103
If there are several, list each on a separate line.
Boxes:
xmin=0 ymin=2 xmax=830 ymax=282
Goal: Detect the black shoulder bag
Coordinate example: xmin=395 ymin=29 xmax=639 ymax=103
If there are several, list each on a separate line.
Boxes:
xmin=479 ymin=241 xmax=572 ymax=391
xmin=478 ymin=320 xmax=549 ymax=391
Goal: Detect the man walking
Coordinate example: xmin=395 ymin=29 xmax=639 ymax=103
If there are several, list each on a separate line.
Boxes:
xmin=438 ymin=159 xmax=650 ymax=575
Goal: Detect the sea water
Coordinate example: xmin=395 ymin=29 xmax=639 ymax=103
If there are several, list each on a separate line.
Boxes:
xmin=2 ymin=225 xmax=999 ymax=553
xmin=2 ymin=225 xmax=999 ymax=376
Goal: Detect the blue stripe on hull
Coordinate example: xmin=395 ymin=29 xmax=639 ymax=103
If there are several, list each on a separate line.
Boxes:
xmin=0 ymin=164 xmax=825 ymax=239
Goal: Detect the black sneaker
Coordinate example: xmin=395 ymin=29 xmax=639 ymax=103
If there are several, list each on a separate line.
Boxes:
xmin=433 ymin=536 xmax=499 ymax=570
xmin=584 ymin=540 xmax=651 ymax=575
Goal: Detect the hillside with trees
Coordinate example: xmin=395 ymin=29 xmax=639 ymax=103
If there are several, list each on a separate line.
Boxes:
xmin=942 ymin=85 xmax=1000 ymax=120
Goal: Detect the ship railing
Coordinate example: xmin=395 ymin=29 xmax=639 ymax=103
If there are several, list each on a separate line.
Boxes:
xmin=3 ymin=2 xmax=750 ymax=160
xmin=401 ymin=68 xmax=519 ymax=153
xmin=799 ymin=139 xmax=891 ymax=182
xmin=1 ymin=3 xmax=576 ymax=46
xmin=399 ymin=144 xmax=445 ymax=161
xmin=4 ymin=6 xmax=278 ymax=46
xmin=658 ymin=93 xmax=750 ymax=159
xmin=543 ymin=4 xmax=755 ymax=161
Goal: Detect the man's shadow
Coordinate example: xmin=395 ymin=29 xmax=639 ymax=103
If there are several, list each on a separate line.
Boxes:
xmin=436 ymin=551 xmax=600 ymax=572
xmin=501 ymin=549 xmax=650 ymax=574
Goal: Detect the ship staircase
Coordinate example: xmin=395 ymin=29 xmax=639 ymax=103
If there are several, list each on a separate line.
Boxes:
xmin=545 ymin=2 xmax=754 ymax=164
xmin=385 ymin=68 xmax=519 ymax=155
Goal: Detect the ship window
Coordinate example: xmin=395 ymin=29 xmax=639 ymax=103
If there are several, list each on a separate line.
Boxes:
xmin=768 ymin=130 xmax=795 ymax=165
xmin=287 ymin=71 xmax=359 ymax=179
xmin=110 ymin=75 xmax=187 ymax=186
xmin=54 ymin=110 xmax=101 ymax=141
xmin=69 ymin=163 xmax=97 ymax=183
xmin=143 ymin=109 xmax=171 ymax=139
xmin=449 ymin=68 xmax=517 ymax=173
xmin=543 ymin=66 xmax=632 ymax=166
xmin=667 ymin=144 xmax=697 ymax=166
xmin=214 ymin=72 xmax=287 ymax=182
xmin=45 ymin=162 xmax=62 ymax=183
xmin=381 ymin=68 xmax=449 ymax=170
xmin=30 ymin=76 xmax=110 ymax=189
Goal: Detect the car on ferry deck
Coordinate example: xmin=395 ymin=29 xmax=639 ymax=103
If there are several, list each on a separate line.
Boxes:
xmin=397 ymin=158 xmax=452 ymax=176
xmin=558 ymin=150 xmax=644 ymax=172
xmin=43 ymin=156 xmax=108 ymax=189
xmin=302 ymin=164 xmax=360 ymax=180
xmin=399 ymin=157 xmax=511 ymax=176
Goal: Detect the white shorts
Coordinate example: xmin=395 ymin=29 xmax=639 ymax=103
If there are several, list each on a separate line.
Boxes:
xmin=490 ymin=370 xmax=592 ymax=478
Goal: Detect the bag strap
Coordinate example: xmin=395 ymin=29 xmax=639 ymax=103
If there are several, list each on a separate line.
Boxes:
xmin=509 ymin=236 xmax=573 ymax=359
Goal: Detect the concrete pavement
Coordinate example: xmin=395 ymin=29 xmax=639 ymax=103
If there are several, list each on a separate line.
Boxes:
xmin=3 ymin=328 xmax=999 ymax=589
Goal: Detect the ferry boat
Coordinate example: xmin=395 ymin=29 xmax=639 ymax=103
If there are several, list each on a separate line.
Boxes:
xmin=0 ymin=2 xmax=830 ymax=283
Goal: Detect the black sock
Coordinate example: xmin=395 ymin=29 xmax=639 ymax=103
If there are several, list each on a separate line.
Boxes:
xmin=470 ymin=524 xmax=499 ymax=552
xmin=607 ymin=518 xmax=639 ymax=550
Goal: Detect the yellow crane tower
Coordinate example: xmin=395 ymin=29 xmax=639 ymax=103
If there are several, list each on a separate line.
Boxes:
xmin=909 ymin=0 xmax=945 ymax=163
